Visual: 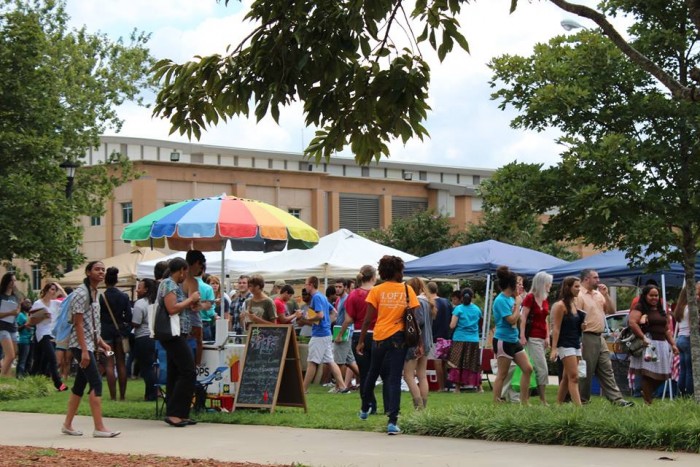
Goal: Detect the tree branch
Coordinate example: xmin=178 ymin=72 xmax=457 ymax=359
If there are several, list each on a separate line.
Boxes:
xmin=551 ymin=0 xmax=700 ymax=101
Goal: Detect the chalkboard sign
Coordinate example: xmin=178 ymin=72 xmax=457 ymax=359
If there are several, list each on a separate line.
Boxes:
xmin=234 ymin=324 xmax=306 ymax=412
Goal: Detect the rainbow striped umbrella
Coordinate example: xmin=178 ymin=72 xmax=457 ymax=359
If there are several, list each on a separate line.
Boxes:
xmin=121 ymin=194 xmax=319 ymax=252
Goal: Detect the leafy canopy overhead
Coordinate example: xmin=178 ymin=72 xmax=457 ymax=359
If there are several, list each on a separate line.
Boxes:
xmin=152 ymin=0 xmax=471 ymax=165
xmin=0 ymin=0 xmax=154 ymax=275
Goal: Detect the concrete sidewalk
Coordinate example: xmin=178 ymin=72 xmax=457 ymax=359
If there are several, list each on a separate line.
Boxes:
xmin=0 ymin=411 xmax=698 ymax=466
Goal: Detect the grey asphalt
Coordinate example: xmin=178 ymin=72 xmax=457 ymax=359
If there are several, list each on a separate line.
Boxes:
xmin=1 ymin=411 xmax=698 ymax=466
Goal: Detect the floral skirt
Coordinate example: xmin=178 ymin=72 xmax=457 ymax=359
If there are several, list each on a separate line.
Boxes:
xmin=447 ymin=341 xmax=481 ymax=385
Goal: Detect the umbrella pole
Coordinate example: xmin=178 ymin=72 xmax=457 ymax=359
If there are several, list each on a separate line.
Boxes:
xmin=221 ymin=243 xmax=226 ymax=318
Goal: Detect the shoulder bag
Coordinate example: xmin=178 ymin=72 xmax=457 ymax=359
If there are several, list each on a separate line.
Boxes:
xmin=403 ymin=283 xmax=421 ymax=348
xmin=102 ymin=293 xmax=131 ymax=354
xmin=618 ymin=326 xmax=644 ymax=357
xmin=153 ymin=294 xmax=181 ymax=341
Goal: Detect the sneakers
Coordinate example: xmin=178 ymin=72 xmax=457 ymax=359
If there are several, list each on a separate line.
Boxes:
xmin=359 ymin=410 xmax=369 ymax=421
xmin=339 ymin=387 xmax=352 ymax=394
xmin=328 ymin=387 xmax=340 ymax=393
xmin=617 ymin=400 xmax=635 ymax=407
xmin=387 ymin=423 xmax=401 ymax=435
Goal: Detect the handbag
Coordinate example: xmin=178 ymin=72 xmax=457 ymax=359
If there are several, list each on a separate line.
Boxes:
xmin=153 ymin=296 xmax=181 ymax=341
xmin=577 ymin=360 xmax=587 ymax=379
xmin=403 ymin=283 xmax=421 ymax=348
xmin=618 ymin=326 xmax=644 ymax=357
xmin=101 ymin=293 xmax=131 ymax=354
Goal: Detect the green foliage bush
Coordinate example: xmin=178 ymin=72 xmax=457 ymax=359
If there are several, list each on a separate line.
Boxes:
xmin=0 ymin=376 xmax=53 ymax=401
xmin=402 ymin=399 xmax=700 ymax=452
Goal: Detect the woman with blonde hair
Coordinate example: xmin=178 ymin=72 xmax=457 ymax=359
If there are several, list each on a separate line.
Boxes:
xmin=519 ymin=271 xmax=553 ymax=405
xmin=403 ymin=277 xmax=435 ymax=409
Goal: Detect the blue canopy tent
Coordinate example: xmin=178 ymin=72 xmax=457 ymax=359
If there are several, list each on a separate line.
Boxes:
xmin=404 ymin=239 xmax=569 ymax=278
xmin=405 ymin=240 xmax=570 ymax=357
xmin=545 ymin=249 xmax=700 ymax=287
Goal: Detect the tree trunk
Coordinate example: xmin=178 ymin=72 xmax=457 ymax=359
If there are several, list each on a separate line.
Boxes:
xmin=682 ymin=247 xmax=700 ymax=403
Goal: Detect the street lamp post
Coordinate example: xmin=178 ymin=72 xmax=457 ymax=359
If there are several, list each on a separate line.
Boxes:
xmin=59 ymin=160 xmax=79 ymax=199
xmin=60 ymin=160 xmax=79 ymax=272
xmin=561 ymin=19 xmax=588 ymax=31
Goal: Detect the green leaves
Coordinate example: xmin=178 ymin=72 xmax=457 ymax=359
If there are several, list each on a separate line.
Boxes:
xmin=153 ymin=0 xmax=467 ymax=165
xmin=0 ymin=0 xmax=153 ymax=275
xmin=366 ymin=209 xmax=459 ymax=258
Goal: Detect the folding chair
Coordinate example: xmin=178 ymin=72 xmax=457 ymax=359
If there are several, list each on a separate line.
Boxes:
xmin=193 ymin=366 xmax=229 ymax=412
xmin=153 ymin=341 xmax=168 ymax=418
xmin=480 ymin=348 xmax=495 ymax=390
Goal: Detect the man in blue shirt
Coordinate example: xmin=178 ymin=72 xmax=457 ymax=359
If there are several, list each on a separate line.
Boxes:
xmin=298 ymin=276 xmax=349 ymax=393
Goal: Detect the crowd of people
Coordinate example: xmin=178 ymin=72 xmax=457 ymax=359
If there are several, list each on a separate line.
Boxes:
xmin=0 ymin=255 xmax=695 ymax=437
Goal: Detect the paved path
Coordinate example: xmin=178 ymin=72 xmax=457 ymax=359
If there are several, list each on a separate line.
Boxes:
xmin=1 ymin=411 xmax=698 ymax=466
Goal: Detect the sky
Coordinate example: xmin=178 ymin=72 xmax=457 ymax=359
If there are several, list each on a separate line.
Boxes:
xmin=64 ymin=0 xmax=606 ymax=170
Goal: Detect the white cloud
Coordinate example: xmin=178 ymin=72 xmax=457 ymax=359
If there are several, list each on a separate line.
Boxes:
xmin=69 ymin=0 xmax=614 ymax=170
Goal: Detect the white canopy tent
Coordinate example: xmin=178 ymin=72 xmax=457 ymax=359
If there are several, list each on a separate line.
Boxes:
xmin=239 ymin=229 xmax=418 ymax=284
xmin=136 ymin=247 xmax=281 ymax=283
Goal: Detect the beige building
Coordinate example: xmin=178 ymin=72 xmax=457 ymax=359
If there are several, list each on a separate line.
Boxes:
xmin=9 ymin=135 xmax=494 ymax=292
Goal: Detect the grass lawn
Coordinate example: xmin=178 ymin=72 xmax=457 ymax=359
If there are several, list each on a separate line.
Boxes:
xmin=2 ymin=376 xmax=700 ymax=452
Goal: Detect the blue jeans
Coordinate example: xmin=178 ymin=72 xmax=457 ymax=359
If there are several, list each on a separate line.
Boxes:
xmin=361 ymin=331 xmax=408 ymax=425
xmin=677 ymin=335 xmax=694 ymax=396
xmin=16 ymin=343 xmax=31 ymax=378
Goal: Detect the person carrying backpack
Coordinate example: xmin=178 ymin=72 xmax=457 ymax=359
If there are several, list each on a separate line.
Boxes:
xmin=62 ymin=261 xmax=121 ymax=438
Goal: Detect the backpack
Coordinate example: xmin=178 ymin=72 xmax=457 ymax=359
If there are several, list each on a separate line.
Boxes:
xmin=52 ymin=284 xmax=86 ymax=342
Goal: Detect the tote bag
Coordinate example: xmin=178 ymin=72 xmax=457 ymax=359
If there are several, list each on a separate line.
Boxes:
xmin=153 ymin=297 xmax=180 ymax=341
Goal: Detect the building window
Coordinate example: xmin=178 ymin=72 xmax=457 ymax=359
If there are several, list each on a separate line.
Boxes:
xmin=90 ymin=216 xmax=101 ymax=226
xmin=339 ymin=196 xmax=380 ymax=233
xmin=361 ymin=167 xmax=370 ymax=177
xmin=288 ymin=208 xmax=301 ymax=219
xmin=473 ymin=175 xmax=481 ymax=185
xmin=121 ymin=202 xmax=133 ymax=224
xmin=419 ymin=171 xmax=427 ymax=181
xmin=392 ymin=198 xmax=428 ymax=221
xmin=268 ymin=159 xmax=273 ymax=169
xmin=32 ymin=264 xmax=41 ymax=291
xmin=299 ymin=162 xmax=312 ymax=171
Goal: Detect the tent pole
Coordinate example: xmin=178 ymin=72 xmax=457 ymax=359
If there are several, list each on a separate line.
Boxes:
xmin=481 ymin=274 xmax=492 ymax=350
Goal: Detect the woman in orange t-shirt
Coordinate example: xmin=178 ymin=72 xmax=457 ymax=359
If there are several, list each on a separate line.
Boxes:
xmin=357 ymin=255 xmax=419 ymax=435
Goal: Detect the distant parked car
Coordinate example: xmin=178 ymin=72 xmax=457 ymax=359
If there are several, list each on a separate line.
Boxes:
xmin=604 ymin=310 xmax=629 ymax=353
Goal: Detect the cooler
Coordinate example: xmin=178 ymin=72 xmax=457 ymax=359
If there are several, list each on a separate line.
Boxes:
xmin=199 ymin=320 xmax=246 ymax=395
xmin=427 ymin=359 xmax=440 ymax=392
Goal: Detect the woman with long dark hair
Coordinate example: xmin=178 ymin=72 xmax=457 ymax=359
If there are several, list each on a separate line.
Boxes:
xmin=628 ymin=284 xmax=679 ymax=404
xmin=30 ymin=282 xmax=68 ymax=390
xmin=403 ymin=277 xmax=435 ymax=409
xmin=98 ymin=267 xmax=132 ymax=401
xmin=0 ymin=272 xmax=20 ymax=377
xmin=157 ymin=257 xmax=200 ymax=427
xmin=491 ymin=265 xmax=533 ymax=405
xmin=357 ymin=255 xmax=419 ymax=435
xmin=447 ymin=287 xmax=482 ymax=393
xmin=550 ymin=276 xmax=585 ymax=406
xmin=62 ymin=261 xmax=120 ymax=438
xmin=131 ymin=278 xmax=158 ymax=401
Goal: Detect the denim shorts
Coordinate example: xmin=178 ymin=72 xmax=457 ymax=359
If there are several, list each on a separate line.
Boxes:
xmin=0 ymin=330 xmax=17 ymax=343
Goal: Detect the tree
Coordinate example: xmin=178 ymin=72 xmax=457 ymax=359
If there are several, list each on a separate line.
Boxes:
xmin=152 ymin=0 xmax=470 ymax=164
xmin=488 ymin=3 xmax=700 ymax=401
xmin=365 ymin=209 xmax=459 ymax=257
xmin=465 ymin=164 xmax=578 ymax=261
xmin=0 ymin=0 xmax=154 ymax=276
